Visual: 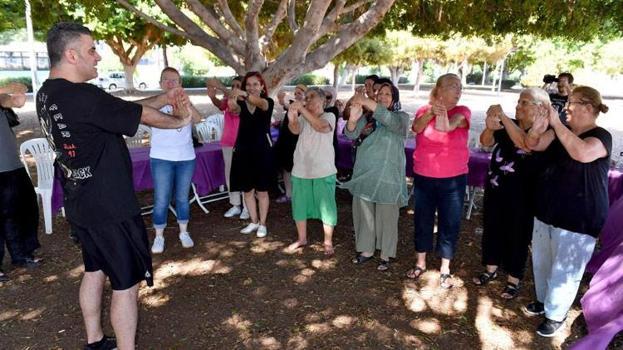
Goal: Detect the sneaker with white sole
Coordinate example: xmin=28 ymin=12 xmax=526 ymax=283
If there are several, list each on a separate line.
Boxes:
xmin=240 ymin=223 xmax=259 ymax=234
xmin=239 ymin=207 xmax=250 ymax=220
xmin=151 ymin=236 xmax=165 ymax=254
xmin=536 ymin=317 xmax=566 ymax=337
xmin=224 ymin=206 xmax=242 ymax=218
xmin=256 ymin=225 xmax=268 ymax=238
xmin=179 ymin=232 xmax=194 ymax=248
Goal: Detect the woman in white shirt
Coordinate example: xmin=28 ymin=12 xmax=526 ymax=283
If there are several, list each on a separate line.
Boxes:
xmin=150 ymin=68 xmax=202 ymax=254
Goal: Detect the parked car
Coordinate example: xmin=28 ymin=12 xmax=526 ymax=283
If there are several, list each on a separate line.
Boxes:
xmin=93 ymin=71 xmax=151 ymax=90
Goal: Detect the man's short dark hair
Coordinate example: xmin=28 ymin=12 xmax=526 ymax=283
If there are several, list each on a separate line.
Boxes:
xmin=160 ymin=67 xmax=180 ymax=81
xmin=558 ymin=72 xmax=574 ymax=84
xmin=364 ymin=75 xmax=379 ymax=83
xmin=46 ymin=22 xmax=92 ymax=68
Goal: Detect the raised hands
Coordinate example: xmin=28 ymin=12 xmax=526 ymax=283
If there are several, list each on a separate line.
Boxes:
xmin=170 ymin=90 xmax=192 ymax=126
xmin=485 ymin=105 xmax=504 ymax=131
xmin=0 ymin=82 xmax=28 ymax=109
xmin=530 ymin=108 xmax=549 ymax=136
xmin=432 ymin=100 xmax=450 ymax=132
xmin=348 ymin=102 xmax=363 ymax=122
xmin=230 ymin=88 xmax=248 ymax=101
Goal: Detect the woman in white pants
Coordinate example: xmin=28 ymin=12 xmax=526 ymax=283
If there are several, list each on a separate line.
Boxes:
xmin=523 ymin=86 xmax=611 ymax=337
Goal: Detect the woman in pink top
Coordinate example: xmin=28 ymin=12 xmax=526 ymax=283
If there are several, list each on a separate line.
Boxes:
xmin=207 ymin=76 xmax=249 ymax=220
xmin=406 ymin=73 xmax=471 ymax=289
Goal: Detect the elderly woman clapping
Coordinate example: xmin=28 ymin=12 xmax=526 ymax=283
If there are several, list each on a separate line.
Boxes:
xmin=342 ymin=82 xmax=409 ymax=271
xmin=473 ymin=88 xmax=551 ymax=300
xmin=285 ymin=87 xmax=338 ymax=255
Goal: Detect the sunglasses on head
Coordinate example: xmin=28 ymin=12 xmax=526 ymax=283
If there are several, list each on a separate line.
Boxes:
xmin=326 ymin=95 xmax=332 ymax=100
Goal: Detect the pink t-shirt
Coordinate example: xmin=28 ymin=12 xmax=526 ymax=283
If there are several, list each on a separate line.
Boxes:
xmin=219 ymin=98 xmax=240 ymax=147
xmin=412 ymin=104 xmax=471 ymax=178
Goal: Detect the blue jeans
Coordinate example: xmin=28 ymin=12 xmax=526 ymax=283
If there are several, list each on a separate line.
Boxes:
xmin=150 ymin=158 xmax=196 ymax=229
xmin=413 ymin=173 xmax=466 ymax=259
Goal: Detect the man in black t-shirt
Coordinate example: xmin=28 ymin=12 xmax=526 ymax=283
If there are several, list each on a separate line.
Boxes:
xmin=37 ymin=22 xmax=191 ymax=350
xmin=546 ymin=72 xmax=574 ymax=124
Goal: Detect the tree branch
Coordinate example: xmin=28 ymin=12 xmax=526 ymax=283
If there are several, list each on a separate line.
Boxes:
xmin=244 ymin=0 xmax=266 ymax=71
xmin=287 ymin=0 xmax=299 ymax=32
xmin=343 ymin=0 xmax=370 ymax=14
xmin=216 ymin=0 xmax=244 ymax=37
xmin=303 ymin=0 xmax=396 ymax=72
xmin=186 ymin=0 xmax=246 ymax=55
xmin=115 ymin=0 xmax=245 ymax=73
xmin=259 ymin=0 xmax=288 ymax=53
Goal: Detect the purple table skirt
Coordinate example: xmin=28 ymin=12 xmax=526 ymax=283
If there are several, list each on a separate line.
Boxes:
xmin=52 ymin=142 xmax=226 ymax=214
xmin=335 ymin=135 xmax=490 ymax=187
xmin=571 ymin=196 xmax=623 ymax=349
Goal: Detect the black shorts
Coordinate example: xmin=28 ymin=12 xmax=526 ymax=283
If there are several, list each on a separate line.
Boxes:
xmin=72 ymin=215 xmax=154 ymax=290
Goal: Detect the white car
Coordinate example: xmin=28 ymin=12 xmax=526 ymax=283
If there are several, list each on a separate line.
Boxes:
xmin=93 ymin=71 xmax=150 ymax=90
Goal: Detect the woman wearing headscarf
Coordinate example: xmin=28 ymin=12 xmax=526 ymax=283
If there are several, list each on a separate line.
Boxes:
xmin=407 ymin=73 xmax=470 ymax=289
xmin=342 ymin=82 xmax=409 ymax=271
xmin=523 ymin=86 xmax=611 ymax=337
xmin=473 ymin=88 xmax=551 ymax=299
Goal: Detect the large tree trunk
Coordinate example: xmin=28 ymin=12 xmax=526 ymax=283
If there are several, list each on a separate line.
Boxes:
xmin=481 ymin=62 xmax=487 ymax=85
xmin=116 ymin=0 xmax=397 ymax=93
xmin=162 ymin=44 xmax=169 ymax=67
xmin=333 ymin=63 xmax=340 ymax=88
xmin=389 ymin=67 xmax=400 ymax=86
xmin=411 ymin=59 xmax=424 ymax=92
xmin=123 ymin=64 xmax=137 ymax=91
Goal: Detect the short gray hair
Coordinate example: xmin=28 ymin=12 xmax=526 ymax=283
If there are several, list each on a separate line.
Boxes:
xmin=306 ymin=87 xmax=326 ymax=108
xmin=522 ymin=87 xmax=551 ymax=107
xmin=46 ymin=22 xmax=92 ymax=68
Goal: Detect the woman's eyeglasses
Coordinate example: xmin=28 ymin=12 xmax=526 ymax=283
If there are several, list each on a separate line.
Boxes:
xmin=326 ymin=95 xmax=332 ymax=100
xmin=565 ymin=100 xmax=590 ymax=107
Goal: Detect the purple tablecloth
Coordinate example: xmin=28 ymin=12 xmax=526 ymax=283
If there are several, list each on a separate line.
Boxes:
xmin=52 ymin=142 xmax=226 ymax=214
xmin=335 ymin=136 xmax=490 ymax=187
xmin=571 ymin=196 xmax=623 ymax=350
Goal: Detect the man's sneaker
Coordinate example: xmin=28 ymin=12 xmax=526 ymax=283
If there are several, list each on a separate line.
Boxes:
xmin=241 ymin=223 xmax=260 ymax=234
xmin=523 ymin=301 xmax=545 ymax=316
xmin=536 ymin=317 xmax=566 ymax=337
xmin=179 ymin=232 xmax=194 ymax=248
xmin=151 ymin=235 xmax=165 ymax=254
xmin=224 ymin=206 xmax=241 ymax=218
xmin=84 ymin=335 xmax=117 ymax=350
xmin=239 ymin=207 xmax=250 ymax=220
xmin=256 ymin=225 xmax=268 ymax=238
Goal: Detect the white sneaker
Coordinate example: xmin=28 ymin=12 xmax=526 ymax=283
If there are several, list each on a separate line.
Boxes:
xmin=240 ymin=223 xmax=259 ymax=234
xmin=224 ymin=206 xmax=241 ymax=218
xmin=256 ymin=225 xmax=268 ymax=238
xmin=151 ymin=236 xmax=165 ymax=254
xmin=239 ymin=207 xmax=250 ymax=220
xmin=179 ymin=232 xmax=194 ymax=248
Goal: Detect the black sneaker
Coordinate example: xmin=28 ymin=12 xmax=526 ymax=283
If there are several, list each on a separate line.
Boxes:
xmin=12 ymin=257 xmax=41 ymax=269
xmin=523 ymin=301 xmax=545 ymax=316
xmin=0 ymin=270 xmax=9 ymax=283
xmin=84 ymin=335 xmax=117 ymax=350
xmin=536 ymin=317 xmax=565 ymax=337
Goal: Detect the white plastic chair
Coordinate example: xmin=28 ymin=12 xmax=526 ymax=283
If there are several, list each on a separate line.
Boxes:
xmin=196 ymin=115 xmax=223 ymax=142
xmin=125 ymin=124 xmax=151 ymax=148
xmin=19 ymin=138 xmax=56 ymax=234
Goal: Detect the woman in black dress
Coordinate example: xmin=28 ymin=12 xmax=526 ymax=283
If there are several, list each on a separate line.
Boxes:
xmin=228 ymin=72 xmax=275 ymax=238
xmin=473 ymin=88 xmax=551 ymax=299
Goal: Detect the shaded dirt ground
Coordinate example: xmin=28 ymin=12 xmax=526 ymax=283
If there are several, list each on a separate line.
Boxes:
xmin=2 ymin=91 xmax=622 ymax=349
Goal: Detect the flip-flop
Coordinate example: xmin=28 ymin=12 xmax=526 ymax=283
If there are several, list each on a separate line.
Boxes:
xmin=406 ymin=266 xmax=426 ymax=279
xmin=473 ymin=270 xmax=498 ymax=286
xmin=377 ymin=259 xmax=390 ymax=271
xmin=501 ymin=282 xmax=521 ymax=299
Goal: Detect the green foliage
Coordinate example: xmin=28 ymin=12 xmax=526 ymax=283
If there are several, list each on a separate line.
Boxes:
xmin=332 ymin=37 xmax=391 ymax=67
xmin=180 ymin=75 xmax=236 ymax=88
xmin=289 ymin=74 xmax=329 ymax=86
xmin=0 ymin=77 xmax=32 ymax=92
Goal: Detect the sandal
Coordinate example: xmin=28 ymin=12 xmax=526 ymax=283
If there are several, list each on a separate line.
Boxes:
xmin=406 ymin=266 xmax=426 ymax=279
xmin=440 ymin=273 xmax=453 ymax=289
xmin=352 ymin=254 xmax=374 ymax=265
xmin=473 ymin=270 xmax=498 ymax=286
xmin=377 ymin=259 xmax=390 ymax=271
xmin=501 ymin=282 xmax=520 ymax=300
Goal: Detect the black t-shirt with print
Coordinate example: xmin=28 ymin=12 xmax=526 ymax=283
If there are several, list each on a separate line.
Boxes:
xmin=535 ymin=126 xmax=612 ymax=237
xmin=37 ymin=78 xmax=142 ymax=227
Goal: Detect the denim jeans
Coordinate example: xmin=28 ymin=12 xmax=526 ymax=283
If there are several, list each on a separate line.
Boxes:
xmin=150 ymin=158 xmax=196 ymax=229
xmin=532 ymin=218 xmax=596 ymax=322
xmin=413 ymin=173 xmax=466 ymax=259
